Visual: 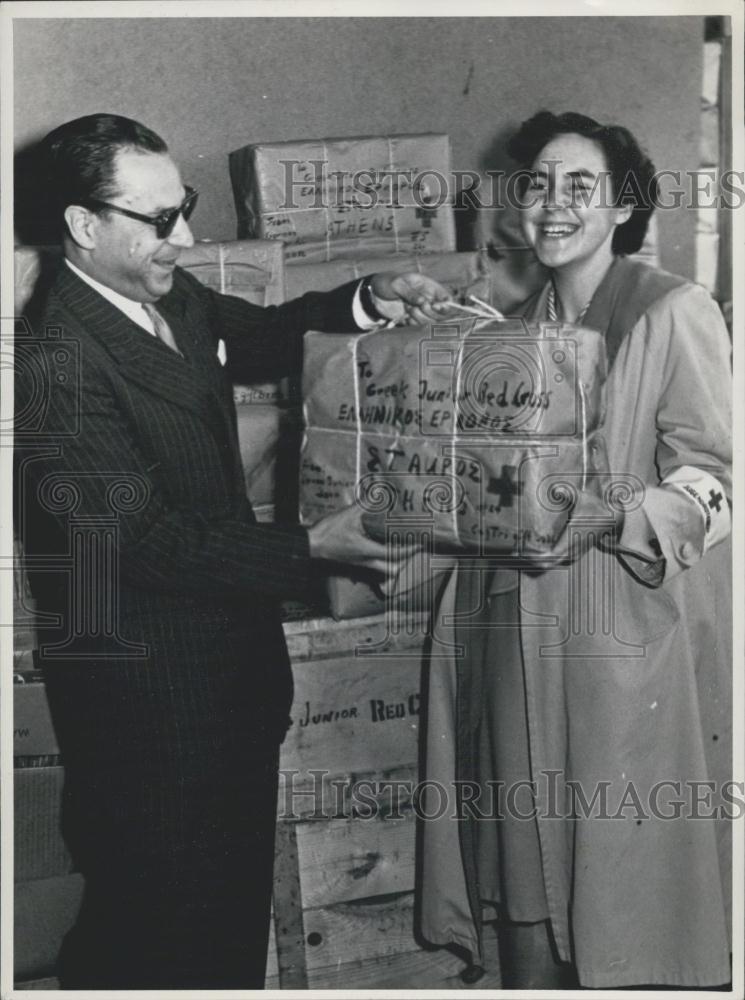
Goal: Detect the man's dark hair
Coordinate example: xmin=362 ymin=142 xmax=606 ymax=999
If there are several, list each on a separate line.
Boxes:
xmin=506 ymin=110 xmax=658 ymax=255
xmin=42 ymin=113 xmax=168 ymax=230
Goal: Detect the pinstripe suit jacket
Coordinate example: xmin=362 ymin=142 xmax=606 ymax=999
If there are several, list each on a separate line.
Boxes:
xmin=15 ymin=262 xmax=360 ymax=880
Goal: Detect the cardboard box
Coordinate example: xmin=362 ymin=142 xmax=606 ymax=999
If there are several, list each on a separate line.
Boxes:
xmin=300 ymin=319 xmax=608 ymax=558
xmin=177 ymin=238 xmax=285 ymax=306
xmin=235 ymin=401 xmax=282 ymax=512
xmin=14 ymin=682 xmax=59 ymax=757
xmin=229 ymin=133 xmax=456 ymax=263
xmin=284 ymin=249 xmax=490 ymax=301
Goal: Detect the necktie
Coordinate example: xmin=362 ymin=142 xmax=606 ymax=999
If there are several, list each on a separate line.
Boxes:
xmin=142 ymin=302 xmax=181 ymax=355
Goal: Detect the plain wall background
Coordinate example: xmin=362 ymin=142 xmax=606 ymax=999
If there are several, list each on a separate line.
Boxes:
xmin=14 ymin=16 xmax=704 ymax=277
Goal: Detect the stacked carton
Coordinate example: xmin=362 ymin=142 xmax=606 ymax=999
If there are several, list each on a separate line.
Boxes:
xmin=229 ymin=133 xmax=456 ymax=264
xmin=284 ymin=248 xmax=490 ymax=303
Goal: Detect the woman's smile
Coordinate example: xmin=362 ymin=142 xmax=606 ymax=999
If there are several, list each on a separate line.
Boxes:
xmin=520 ymin=133 xmax=633 ymax=293
xmin=537 ymin=221 xmax=580 ymax=239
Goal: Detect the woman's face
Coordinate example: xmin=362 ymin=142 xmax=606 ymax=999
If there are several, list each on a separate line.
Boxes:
xmin=520 ymin=132 xmax=631 ymax=274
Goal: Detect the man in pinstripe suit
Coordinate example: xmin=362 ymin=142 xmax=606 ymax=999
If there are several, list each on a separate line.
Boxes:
xmin=16 ymin=113 xmax=450 ymax=988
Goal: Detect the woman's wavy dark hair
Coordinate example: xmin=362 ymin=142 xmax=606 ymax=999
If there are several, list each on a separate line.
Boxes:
xmin=506 ymin=110 xmax=658 ymax=255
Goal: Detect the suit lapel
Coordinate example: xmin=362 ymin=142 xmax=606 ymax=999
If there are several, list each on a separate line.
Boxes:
xmin=54 ymin=265 xmax=215 ymax=422
xmin=158 ymin=273 xmax=245 ymax=477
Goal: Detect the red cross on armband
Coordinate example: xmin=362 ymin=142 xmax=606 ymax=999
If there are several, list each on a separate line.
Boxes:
xmin=662 ymin=465 xmax=730 ymax=555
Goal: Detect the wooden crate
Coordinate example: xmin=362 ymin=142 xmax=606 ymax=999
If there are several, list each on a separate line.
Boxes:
xmin=281 ymin=616 xmax=424 ymax=783
xmin=268 ymin=614 xmax=485 ymax=988
xmin=12 ymin=613 xmax=482 ymax=989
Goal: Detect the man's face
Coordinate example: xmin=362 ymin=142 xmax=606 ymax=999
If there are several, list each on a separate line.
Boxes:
xmin=87 ymin=148 xmax=194 ymax=302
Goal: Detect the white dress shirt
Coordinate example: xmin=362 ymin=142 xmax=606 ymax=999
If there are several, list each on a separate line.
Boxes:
xmin=65 ymin=258 xmax=160 ymax=336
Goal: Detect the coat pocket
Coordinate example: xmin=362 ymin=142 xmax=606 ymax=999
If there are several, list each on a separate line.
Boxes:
xmin=614 ymin=560 xmax=680 ymax=645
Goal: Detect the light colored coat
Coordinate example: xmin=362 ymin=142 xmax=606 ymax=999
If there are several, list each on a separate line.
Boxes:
xmin=419 ymin=259 xmax=733 ymax=988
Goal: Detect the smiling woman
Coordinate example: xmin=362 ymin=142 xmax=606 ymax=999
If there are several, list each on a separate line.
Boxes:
xmin=419 ymin=110 xmax=733 ymax=989
xmin=520 ymin=134 xmax=630 ymax=293
xmin=511 ymin=111 xmax=657 ymax=322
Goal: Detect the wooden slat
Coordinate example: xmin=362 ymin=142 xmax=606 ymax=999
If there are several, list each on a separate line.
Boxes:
xmin=295 ymin=813 xmax=415 ymax=907
xmin=265 ymin=905 xmax=278 ymax=979
xmin=282 ymin=612 xmax=426 ymax=661
xmin=271 ymin=822 xmax=308 ymax=988
xmin=267 ymin=935 xmax=501 ymax=989
xmin=277 ymin=762 xmax=417 ymax=820
xmin=265 ymin=914 xmax=502 ymax=989
xmin=280 ymin=653 xmax=421 ymax=777
xmin=301 ymin=891 xmax=419 ymax=971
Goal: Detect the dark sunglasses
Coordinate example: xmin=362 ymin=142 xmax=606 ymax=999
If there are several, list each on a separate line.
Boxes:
xmin=84 ymin=185 xmax=199 ymax=240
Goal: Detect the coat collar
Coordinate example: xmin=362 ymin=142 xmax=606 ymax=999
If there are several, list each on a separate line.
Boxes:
xmin=582 ymin=257 xmax=686 ymax=370
xmin=53 ymin=262 xmax=217 ymax=420
xmin=517 ymin=257 xmax=687 ymax=372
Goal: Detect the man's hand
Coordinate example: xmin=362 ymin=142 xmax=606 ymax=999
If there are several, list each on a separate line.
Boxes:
xmin=307 ymin=503 xmax=420 ymax=579
xmin=370 ymin=272 xmax=456 ymax=325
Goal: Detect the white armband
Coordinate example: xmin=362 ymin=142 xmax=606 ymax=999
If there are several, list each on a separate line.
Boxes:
xmin=662 ymin=465 xmax=730 ymax=553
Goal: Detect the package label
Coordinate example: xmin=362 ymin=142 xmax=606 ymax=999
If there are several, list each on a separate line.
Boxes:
xmin=300 ymin=319 xmax=608 ymax=556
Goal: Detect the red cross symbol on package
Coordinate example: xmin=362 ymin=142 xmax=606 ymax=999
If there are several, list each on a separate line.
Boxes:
xmin=486 ymin=465 xmax=523 ymax=512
